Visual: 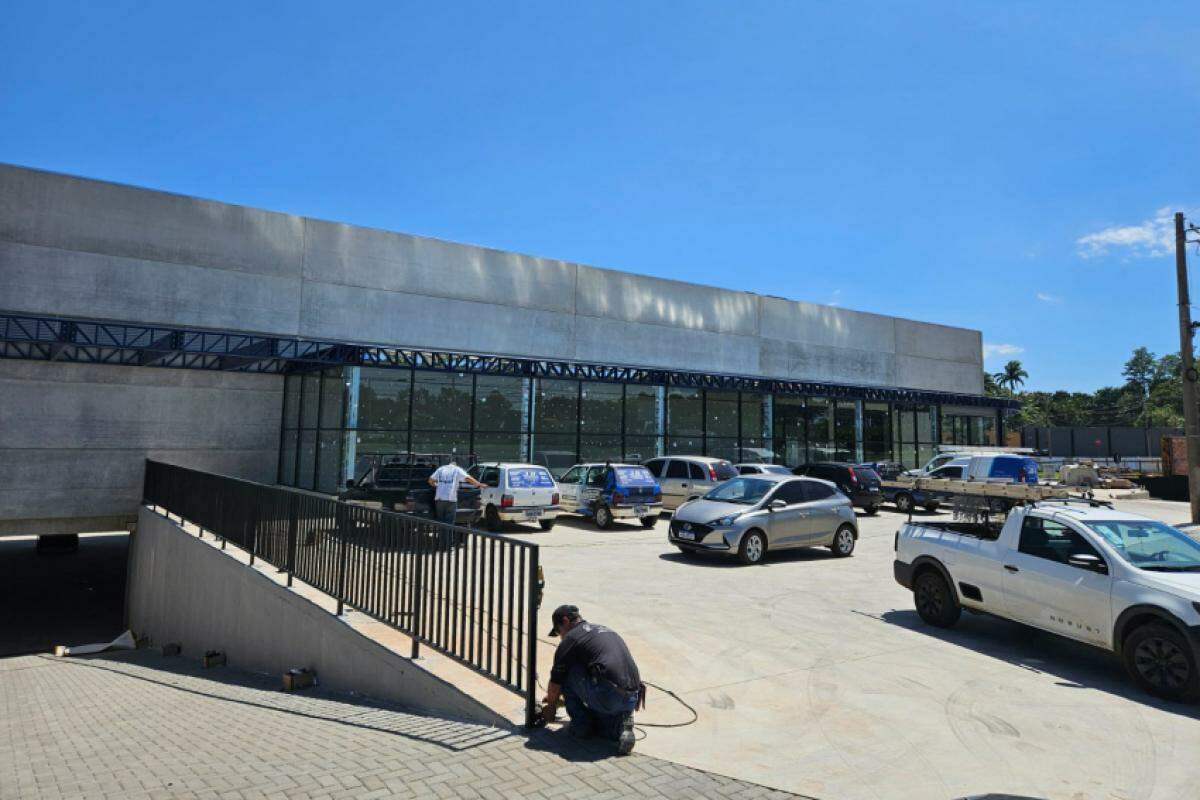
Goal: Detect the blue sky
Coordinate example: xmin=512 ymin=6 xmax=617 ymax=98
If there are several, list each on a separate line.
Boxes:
xmin=3 ymin=2 xmax=1198 ymax=392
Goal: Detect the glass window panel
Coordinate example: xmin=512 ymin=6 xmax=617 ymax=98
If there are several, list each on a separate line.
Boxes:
xmin=916 ymin=406 xmax=934 ymax=442
xmin=581 ymin=383 xmax=623 ymax=435
xmin=667 ymin=388 xmax=702 ymax=437
xmin=807 ymin=398 xmax=833 ymax=459
xmin=981 ymin=412 xmax=997 ymax=446
xmin=773 ymin=396 xmax=805 ymax=465
xmin=834 ymin=402 xmax=857 ymax=461
xmin=738 ymin=437 xmax=775 ymax=464
xmin=353 ymin=429 xmax=408 ymax=457
xmin=625 ymin=385 xmax=663 ymax=437
xmin=411 ymin=430 xmax=472 ymax=458
xmin=918 ymin=443 xmax=938 ymax=468
xmin=282 ymin=374 xmax=301 ymax=430
xmin=667 ymin=435 xmax=702 ymax=455
xmin=581 ymin=434 xmax=622 ymax=463
xmin=316 ymin=431 xmax=341 ymax=493
xmin=624 ymin=436 xmax=662 ymax=462
xmin=474 ymin=432 xmax=526 ymax=463
xmin=863 ymin=439 xmax=891 ymax=463
xmin=358 ymin=368 xmax=411 ymax=431
xmin=535 ymin=379 xmax=578 ymax=435
xmin=899 ymin=443 xmax=917 ymax=470
xmin=706 ymin=437 xmax=739 ymax=462
xmin=741 ymin=393 xmax=766 ymax=441
xmin=899 ymin=407 xmax=916 ymax=442
xmin=475 ymin=375 xmax=525 ymax=433
xmin=531 ymin=433 xmax=577 ymax=478
xmin=412 ymin=372 xmax=472 ymax=432
xmin=319 ymin=369 xmax=346 ymax=429
xmin=279 ymin=430 xmax=297 ymax=485
xmin=705 ymin=390 xmax=738 ymax=438
xmin=300 ymin=373 xmax=320 ymax=428
xmin=864 ymin=403 xmax=890 ymax=445
xmin=297 ymin=430 xmax=316 ymax=490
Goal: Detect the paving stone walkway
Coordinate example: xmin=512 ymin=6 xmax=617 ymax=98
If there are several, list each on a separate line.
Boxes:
xmin=0 ymin=650 xmax=807 ymax=799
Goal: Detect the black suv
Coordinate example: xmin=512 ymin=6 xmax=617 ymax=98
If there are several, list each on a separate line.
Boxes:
xmin=339 ymin=452 xmax=482 ymax=526
xmin=792 ymin=462 xmax=883 ymax=514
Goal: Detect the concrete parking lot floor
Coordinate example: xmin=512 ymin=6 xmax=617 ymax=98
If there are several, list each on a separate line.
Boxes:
xmin=507 ymin=499 xmax=1200 ymax=800
xmin=0 ymin=649 xmax=803 ymax=800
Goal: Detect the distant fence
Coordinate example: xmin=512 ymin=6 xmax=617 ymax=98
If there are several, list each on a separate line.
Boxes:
xmin=1021 ymin=426 xmax=1181 ymax=461
xmin=143 ymin=460 xmax=541 ymax=725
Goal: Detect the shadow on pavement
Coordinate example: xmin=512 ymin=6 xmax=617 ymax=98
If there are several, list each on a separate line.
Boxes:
xmin=658 ymin=546 xmax=842 ymax=569
xmin=522 ymin=725 xmax=622 ymax=762
xmin=875 ymin=608 xmax=1200 ymax=721
xmin=51 ymin=650 xmax=514 ymax=751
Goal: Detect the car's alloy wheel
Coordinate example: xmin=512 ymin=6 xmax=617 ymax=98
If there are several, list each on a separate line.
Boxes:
xmin=595 ymin=504 xmax=613 ymax=529
xmin=914 ymin=571 xmax=960 ymax=627
xmin=1134 ymin=635 xmax=1191 ymax=691
xmin=739 ymin=532 xmax=765 ymax=565
xmin=895 ymin=493 xmax=912 ymax=513
xmin=831 ymin=526 xmax=855 ymax=557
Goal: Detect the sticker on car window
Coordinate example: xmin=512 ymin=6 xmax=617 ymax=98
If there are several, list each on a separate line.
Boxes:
xmin=508 ymin=468 xmax=555 ymax=488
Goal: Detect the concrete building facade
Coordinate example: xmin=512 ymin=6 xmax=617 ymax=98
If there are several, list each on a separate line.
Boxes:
xmin=0 ymin=163 xmax=1009 ymax=533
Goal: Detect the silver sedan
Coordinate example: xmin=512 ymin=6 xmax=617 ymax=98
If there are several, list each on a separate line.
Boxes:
xmin=668 ymin=474 xmax=858 ymax=565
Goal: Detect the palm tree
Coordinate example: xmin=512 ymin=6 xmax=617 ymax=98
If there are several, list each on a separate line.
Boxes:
xmin=993 ymin=360 xmax=1028 ymax=394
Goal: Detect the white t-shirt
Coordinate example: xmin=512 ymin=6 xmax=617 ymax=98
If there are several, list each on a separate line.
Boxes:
xmin=431 ymin=464 xmax=470 ymax=502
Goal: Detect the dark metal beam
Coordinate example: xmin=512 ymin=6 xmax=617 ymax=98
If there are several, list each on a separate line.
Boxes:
xmin=0 ymin=310 xmax=1018 ymax=409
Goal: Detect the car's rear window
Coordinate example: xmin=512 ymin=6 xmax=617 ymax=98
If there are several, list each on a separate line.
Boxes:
xmin=507 ymin=467 xmax=555 ymax=488
xmin=713 ymin=461 xmax=738 ymax=481
xmin=855 ymin=467 xmax=881 ymax=482
xmin=615 ymin=466 xmax=656 ymax=486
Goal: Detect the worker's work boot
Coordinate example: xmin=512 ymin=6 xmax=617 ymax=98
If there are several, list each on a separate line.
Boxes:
xmin=616 ymin=713 xmax=635 ymax=755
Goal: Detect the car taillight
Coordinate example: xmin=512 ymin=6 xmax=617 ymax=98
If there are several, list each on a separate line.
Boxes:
xmin=613 ymin=491 xmax=625 ymax=504
xmin=847 ymin=466 xmax=858 ymax=484
xmin=708 ymin=465 xmax=717 ymax=481
xmin=500 ymin=494 xmax=514 ymax=508
xmin=551 ymin=493 xmax=560 ymax=506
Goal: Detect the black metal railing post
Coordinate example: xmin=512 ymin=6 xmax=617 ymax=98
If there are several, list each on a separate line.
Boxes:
xmin=286 ymin=493 xmax=298 ymax=587
xmin=335 ymin=503 xmax=350 ymax=615
xmin=410 ymin=522 xmax=424 ymax=659
xmin=525 ymin=545 xmax=540 ymax=728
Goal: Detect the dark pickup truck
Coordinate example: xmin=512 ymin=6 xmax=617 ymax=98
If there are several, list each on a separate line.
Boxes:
xmin=338 ymin=453 xmax=481 ymax=526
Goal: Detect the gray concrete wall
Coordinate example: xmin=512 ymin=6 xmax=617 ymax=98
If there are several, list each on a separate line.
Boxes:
xmin=127 ymin=506 xmax=508 ymax=727
xmin=0 ymin=361 xmax=281 ymax=535
xmin=0 ymin=163 xmax=983 ymax=394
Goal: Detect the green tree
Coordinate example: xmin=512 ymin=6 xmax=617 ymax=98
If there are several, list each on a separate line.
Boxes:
xmin=983 ymin=371 xmax=1002 ymax=397
xmin=993 ymin=360 xmax=1029 ymax=394
xmin=1123 ymin=347 xmax=1156 ymax=397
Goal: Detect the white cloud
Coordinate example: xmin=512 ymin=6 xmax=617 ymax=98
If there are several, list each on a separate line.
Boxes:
xmin=1035 ymin=292 xmax=1060 ymax=304
xmin=983 ymin=343 xmax=1024 ymax=360
xmin=1076 ymin=207 xmax=1182 ymax=259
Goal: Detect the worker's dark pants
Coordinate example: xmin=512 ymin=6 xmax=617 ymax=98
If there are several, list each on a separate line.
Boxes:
xmin=434 ymin=500 xmax=457 ymax=526
xmin=562 ymin=664 xmax=638 ymax=740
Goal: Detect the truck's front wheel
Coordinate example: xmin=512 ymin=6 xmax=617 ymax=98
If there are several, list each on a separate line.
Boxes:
xmin=1123 ymin=623 xmax=1200 ymax=702
xmin=914 ymin=570 xmax=960 ymax=628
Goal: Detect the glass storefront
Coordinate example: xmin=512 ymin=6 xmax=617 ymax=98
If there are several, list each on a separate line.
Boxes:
xmin=279 ymin=367 xmax=1004 ymax=490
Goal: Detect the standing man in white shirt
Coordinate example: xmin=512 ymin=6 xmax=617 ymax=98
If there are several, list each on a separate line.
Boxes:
xmin=427 ymin=459 xmax=487 ymax=525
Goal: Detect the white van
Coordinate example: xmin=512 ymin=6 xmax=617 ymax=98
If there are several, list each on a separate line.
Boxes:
xmin=466 ymin=463 xmax=561 ymax=531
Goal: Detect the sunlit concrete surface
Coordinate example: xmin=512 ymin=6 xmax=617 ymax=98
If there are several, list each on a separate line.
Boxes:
xmin=506 ymin=499 xmax=1200 ymax=800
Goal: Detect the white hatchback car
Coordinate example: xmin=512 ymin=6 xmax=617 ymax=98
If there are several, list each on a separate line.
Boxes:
xmin=466 ymin=463 xmax=561 ymax=531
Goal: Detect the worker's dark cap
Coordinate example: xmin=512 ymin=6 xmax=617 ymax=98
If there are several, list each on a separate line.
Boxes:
xmin=547 ymin=604 xmax=580 ymax=637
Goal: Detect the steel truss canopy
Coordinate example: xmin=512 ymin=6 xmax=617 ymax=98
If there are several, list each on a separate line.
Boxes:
xmin=0 ymin=311 xmax=1016 ymax=409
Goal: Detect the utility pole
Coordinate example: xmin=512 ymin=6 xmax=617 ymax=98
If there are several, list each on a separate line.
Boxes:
xmin=1175 ymin=212 xmax=1200 ymax=523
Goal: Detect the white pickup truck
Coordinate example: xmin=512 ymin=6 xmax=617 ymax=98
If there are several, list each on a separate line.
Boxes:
xmin=894 ymin=500 xmax=1200 ymax=701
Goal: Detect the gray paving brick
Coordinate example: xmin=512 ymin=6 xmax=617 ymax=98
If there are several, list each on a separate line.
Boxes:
xmin=0 ymin=651 xmax=809 ymax=800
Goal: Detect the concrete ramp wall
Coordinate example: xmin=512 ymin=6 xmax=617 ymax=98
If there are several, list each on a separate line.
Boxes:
xmin=126 ymin=506 xmax=509 ymax=727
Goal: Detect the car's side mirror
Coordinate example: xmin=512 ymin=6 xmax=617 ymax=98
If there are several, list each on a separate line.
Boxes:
xmin=768 ymin=499 xmax=787 ymax=511
xmin=1067 ymin=553 xmax=1108 ymax=574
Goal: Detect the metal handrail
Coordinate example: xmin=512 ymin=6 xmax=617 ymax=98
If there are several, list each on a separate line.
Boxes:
xmin=142 ymin=459 xmax=541 ymax=725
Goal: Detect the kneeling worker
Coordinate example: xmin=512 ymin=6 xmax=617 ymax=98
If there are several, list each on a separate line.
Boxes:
xmin=541 ymin=604 xmax=643 ymax=755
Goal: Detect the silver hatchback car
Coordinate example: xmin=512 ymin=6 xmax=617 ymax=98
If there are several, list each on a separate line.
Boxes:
xmin=668 ymin=474 xmax=857 ymax=565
